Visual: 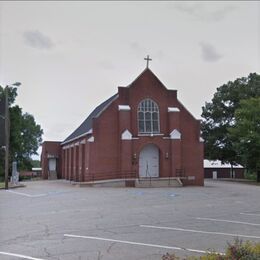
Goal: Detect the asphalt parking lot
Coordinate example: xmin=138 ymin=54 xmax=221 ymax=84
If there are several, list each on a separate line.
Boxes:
xmin=0 ymin=180 xmax=259 ymax=260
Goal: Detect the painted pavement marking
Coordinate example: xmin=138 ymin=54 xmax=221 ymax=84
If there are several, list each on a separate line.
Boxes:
xmin=0 ymin=251 xmax=46 ymax=260
xmin=64 ymin=234 xmax=222 ymax=254
xmin=240 ymin=212 xmax=260 ymax=217
xmin=196 ymin=217 xmax=260 ymax=226
xmin=140 ymin=225 xmax=260 ymax=239
xmin=6 ymin=190 xmax=69 ymax=198
xmin=6 ymin=190 xmax=46 ymax=198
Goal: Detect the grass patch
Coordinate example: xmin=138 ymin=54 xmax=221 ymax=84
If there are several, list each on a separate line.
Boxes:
xmin=0 ymin=182 xmax=5 ymax=189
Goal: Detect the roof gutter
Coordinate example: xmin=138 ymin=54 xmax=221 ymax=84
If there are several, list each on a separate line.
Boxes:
xmin=61 ymin=129 xmax=93 ymax=146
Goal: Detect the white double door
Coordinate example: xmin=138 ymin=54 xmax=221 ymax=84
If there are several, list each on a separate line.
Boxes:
xmin=139 ymin=144 xmax=159 ymax=178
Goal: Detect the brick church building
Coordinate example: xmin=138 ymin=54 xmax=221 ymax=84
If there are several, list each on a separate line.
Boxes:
xmin=41 ymin=63 xmax=204 ymax=186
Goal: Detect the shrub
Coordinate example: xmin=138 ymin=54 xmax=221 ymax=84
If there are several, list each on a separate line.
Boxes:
xmin=225 ymin=238 xmax=260 ymax=259
xmin=162 ymin=253 xmax=180 ymax=260
xmin=162 ymin=239 xmax=260 ymax=260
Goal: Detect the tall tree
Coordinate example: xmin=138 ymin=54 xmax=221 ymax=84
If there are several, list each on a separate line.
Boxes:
xmin=201 ymin=73 xmax=260 ymax=166
xmin=0 ymin=85 xmax=43 ymax=178
xmin=228 ymin=98 xmax=260 ymax=181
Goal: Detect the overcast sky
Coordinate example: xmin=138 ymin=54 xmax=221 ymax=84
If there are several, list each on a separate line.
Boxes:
xmin=0 ymin=1 xmax=259 ymax=158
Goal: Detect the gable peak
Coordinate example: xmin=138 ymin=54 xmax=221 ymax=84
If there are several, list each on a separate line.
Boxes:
xmin=127 ymin=67 xmax=167 ymax=90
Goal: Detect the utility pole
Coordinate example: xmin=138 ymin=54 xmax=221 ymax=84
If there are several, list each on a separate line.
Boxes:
xmin=3 ymin=82 xmax=21 ymax=190
xmin=4 ymin=86 xmax=9 ymax=190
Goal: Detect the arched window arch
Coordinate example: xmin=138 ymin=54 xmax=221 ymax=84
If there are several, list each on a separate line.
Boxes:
xmin=138 ymin=99 xmax=160 ymax=134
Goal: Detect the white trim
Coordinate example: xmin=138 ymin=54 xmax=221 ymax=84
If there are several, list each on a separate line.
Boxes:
xmin=86 ymin=128 xmax=92 ymax=135
xmin=168 ymin=107 xmax=180 ymax=112
xmin=80 ymin=139 xmax=86 ymax=144
xmin=132 ymin=137 xmax=139 ymax=140
xmin=61 ymin=132 xmax=88 ymax=145
xmin=138 ymin=133 xmax=164 ymax=137
xmin=170 ymin=129 xmax=181 ymax=139
xmin=87 ymin=136 xmax=94 ymax=142
xmin=61 ymin=129 xmax=93 ymax=145
xmin=121 ymin=129 xmax=132 ymax=140
xmin=163 ymin=137 xmax=170 ymax=139
xmin=74 ymin=142 xmax=79 ymax=146
xmin=118 ymin=105 xmax=131 ymax=111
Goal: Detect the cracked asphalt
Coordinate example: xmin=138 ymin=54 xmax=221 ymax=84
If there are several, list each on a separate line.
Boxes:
xmin=0 ymin=180 xmax=259 ymax=259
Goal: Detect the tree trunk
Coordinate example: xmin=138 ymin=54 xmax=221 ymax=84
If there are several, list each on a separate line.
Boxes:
xmin=231 ymin=164 xmax=234 ymax=179
xmin=257 ymin=170 xmax=260 ymax=183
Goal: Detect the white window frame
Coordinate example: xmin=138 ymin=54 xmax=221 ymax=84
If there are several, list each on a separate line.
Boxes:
xmin=138 ymin=99 xmax=160 ymax=134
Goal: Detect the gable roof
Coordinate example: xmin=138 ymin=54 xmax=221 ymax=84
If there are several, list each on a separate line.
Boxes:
xmin=127 ymin=68 xmax=168 ymax=90
xmin=62 ymin=68 xmax=178 ymax=145
xmin=62 ymin=93 xmax=118 ymax=144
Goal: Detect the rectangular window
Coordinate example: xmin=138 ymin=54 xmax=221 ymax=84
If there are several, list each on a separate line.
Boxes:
xmin=152 ymin=120 xmax=159 ymax=132
xmin=139 ymin=120 xmax=145 ymax=133
xmin=138 ymin=112 xmax=144 ymax=120
xmin=146 ymin=120 xmax=152 ymax=132
xmin=145 ymin=112 xmax=151 ymax=120
xmin=152 ymin=112 xmax=158 ymax=120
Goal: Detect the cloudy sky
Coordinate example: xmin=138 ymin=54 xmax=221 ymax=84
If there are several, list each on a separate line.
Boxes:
xmin=0 ymin=1 xmax=259 ymax=157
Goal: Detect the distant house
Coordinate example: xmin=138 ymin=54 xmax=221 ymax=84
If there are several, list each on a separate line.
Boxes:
xmin=204 ymin=160 xmax=245 ymax=179
xmin=19 ymin=167 xmax=42 ymax=179
xmin=32 ymin=168 xmax=42 ymax=177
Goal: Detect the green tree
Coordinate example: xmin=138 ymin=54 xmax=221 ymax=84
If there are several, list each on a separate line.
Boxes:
xmin=201 ymin=73 xmax=260 ymax=168
xmin=31 ymin=160 xmax=41 ymax=168
xmin=228 ymin=98 xmax=260 ymax=182
xmin=0 ymin=85 xmax=43 ymax=178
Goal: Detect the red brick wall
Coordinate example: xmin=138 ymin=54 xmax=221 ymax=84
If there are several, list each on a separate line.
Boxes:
xmin=41 ymin=141 xmax=61 ymax=179
xmin=58 ymin=69 xmax=204 ymax=186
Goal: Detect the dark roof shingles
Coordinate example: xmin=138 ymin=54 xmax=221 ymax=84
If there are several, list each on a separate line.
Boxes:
xmin=63 ymin=93 xmax=117 ymax=143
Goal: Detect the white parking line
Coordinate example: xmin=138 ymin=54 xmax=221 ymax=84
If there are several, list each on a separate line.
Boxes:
xmin=64 ymin=234 xmax=222 ymax=255
xmin=0 ymin=251 xmax=46 ymax=260
xmin=140 ymin=225 xmax=260 ymax=239
xmin=6 ymin=190 xmax=46 ymax=198
xmin=240 ymin=212 xmax=260 ymax=217
xmin=196 ymin=217 xmax=260 ymax=226
xmin=40 ymin=208 xmax=89 ymax=215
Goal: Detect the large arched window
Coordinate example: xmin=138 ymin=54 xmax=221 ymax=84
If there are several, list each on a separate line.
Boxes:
xmin=138 ymin=99 xmax=160 ymax=134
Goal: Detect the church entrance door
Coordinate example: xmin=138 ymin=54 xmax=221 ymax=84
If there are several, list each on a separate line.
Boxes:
xmin=139 ymin=144 xmax=159 ymax=178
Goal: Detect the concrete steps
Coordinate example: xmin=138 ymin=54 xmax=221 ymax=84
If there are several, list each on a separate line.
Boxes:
xmin=48 ymin=171 xmax=57 ymax=180
xmin=74 ymin=177 xmax=183 ymax=188
xmin=135 ymin=177 xmax=183 ymax=188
